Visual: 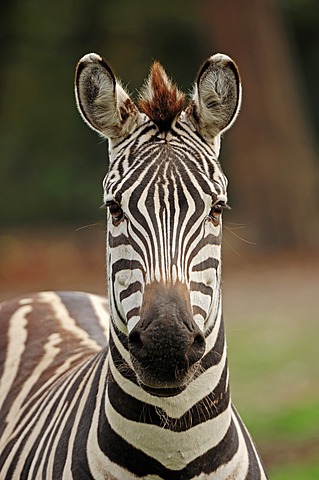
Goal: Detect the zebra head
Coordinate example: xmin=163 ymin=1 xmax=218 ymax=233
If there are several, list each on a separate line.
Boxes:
xmin=75 ymin=53 xmax=241 ymax=396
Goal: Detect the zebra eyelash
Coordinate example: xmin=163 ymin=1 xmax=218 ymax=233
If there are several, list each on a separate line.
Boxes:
xmin=103 ymin=200 xmax=125 ymax=225
xmin=103 ymin=200 xmax=121 ymax=208
xmin=208 ymin=200 xmax=231 ymax=226
xmin=211 ymin=201 xmax=231 ymax=212
xmin=209 ymin=197 xmax=231 ymax=212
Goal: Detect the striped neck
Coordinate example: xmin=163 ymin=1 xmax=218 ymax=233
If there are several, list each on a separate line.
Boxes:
xmin=102 ymin=299 xmax=233 ymax=473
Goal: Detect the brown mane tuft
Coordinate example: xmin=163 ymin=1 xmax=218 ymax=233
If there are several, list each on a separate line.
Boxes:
xmin=138 ymin=62 xmax=185 ymax=132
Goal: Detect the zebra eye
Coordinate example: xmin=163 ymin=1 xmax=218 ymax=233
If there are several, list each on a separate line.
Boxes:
xmin=105 ymin=201 xmax=124 ymax=225
xmin=209 ymin=201 xmax=230 ymax=226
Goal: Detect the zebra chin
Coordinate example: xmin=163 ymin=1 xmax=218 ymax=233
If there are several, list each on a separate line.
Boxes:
xmin=132 ymin=364 xmax=200 ymax=397
xmin=140 ymin=383 xmax=187 ymax=398
xmin=131 ymin=356 xmax=203 ymax=397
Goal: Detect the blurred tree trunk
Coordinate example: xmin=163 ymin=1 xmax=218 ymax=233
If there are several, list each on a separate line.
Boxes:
xmin=200 ymin=0 xmax=319 ymax=249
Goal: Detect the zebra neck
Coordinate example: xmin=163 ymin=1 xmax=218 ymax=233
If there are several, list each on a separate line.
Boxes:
xmin=103 ymin=309 xmax=231 ymax=466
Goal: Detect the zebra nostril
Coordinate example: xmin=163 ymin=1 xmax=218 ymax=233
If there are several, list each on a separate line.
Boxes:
xmin=193 ymin=332 xmax=205 ymax=347
xmin=128 ymin=330 xmax=144 ymax=353
xmin=129 ymin=330 xmax=142 ymax=344
xmin=187 ymin=331 xmax=205 ymax=366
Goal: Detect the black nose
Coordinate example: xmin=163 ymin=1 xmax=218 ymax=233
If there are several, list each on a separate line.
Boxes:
xmin=128 ymin=281 xmax=206 ymax=387
xmin=129 ymin=319 xmax=205 ymax=380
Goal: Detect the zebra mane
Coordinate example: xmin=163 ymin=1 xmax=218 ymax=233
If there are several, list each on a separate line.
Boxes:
xmin=138 ymin=62 xmax=185 ymax=132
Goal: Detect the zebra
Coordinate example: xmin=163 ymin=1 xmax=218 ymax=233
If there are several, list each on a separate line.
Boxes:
xmin=0 ymin=53 xmax=268 ymax=479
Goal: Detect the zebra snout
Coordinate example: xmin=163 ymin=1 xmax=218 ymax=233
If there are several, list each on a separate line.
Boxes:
xmin=128 ymin=317 xmax=206 ymax=392
xmin=127 ymin=281 xmax=206 ymax=393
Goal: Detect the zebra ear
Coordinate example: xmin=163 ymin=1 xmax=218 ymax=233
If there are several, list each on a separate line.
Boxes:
xmin=188 ymin=54 xmax=242 ymax=142
xmin=75 ymin=53 xmax=139 ymax=139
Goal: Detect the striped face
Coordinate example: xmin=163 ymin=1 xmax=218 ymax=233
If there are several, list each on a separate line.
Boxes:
xmin=104 ymin=118 xmax=228 ymax=335
xmin=75 ymin=52 xmax=241 ymax=390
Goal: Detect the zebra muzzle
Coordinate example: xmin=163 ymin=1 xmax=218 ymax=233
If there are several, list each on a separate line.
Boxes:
xmin=128 ymin=282 xmax=206 ymax=395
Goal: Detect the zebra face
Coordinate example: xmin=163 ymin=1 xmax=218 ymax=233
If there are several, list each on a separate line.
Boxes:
xmin=104 ymin=143 xmax=228 ymax=393
xmin=75 ymin=53 xmax=241 ymax=394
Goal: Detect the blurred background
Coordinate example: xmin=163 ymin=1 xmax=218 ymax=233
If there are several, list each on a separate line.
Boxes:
xmin=1 ymin=0 xmax=318 ymax=477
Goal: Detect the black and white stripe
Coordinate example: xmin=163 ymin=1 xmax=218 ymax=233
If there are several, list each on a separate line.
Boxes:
xmin=0 ymin=53 xmax=268 ymax=479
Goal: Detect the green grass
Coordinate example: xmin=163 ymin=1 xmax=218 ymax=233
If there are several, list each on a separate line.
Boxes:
xmin=243 ymin=400 xmax=319 ymax=443
xmin=224 ymin=306 xmax=319 ymax=472
xmin=270 ymin=460 xmax=319 ymax=480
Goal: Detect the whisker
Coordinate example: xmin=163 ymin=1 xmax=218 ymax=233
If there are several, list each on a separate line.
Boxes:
xmin=224 ymin=221 xmax=248 ymax=227
xmin=224 ymin=225 xmax=256 ymax=245
xmin=75 ymin=222 xmax=104 ymax=232
xmin=222 ymin=233 xmax=241 ymax=256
